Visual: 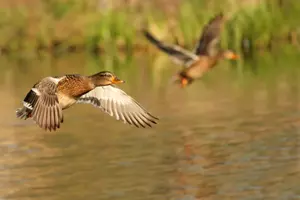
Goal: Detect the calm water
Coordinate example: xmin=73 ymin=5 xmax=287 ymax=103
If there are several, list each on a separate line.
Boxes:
xmin=0 ymin=49 xmax=299 ymax=200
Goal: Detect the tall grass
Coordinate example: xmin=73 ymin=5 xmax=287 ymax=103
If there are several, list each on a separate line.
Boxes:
xmin=0 ymin=0 xmax=298 ymax=54
xmin=225 ymin=0 xmax=300 ymax=51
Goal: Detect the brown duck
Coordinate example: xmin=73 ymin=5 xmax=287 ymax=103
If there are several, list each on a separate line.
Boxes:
xmin=143 ymin=13 xmax=238 ymax=87
xmin=16 ymin=71 xmax=158 ymax=131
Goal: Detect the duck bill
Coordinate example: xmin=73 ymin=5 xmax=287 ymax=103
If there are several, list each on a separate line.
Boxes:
xmin=180 ymin=78 xmax=188 ymax=88
xmin=112 ymin=76 xmax=125 ymax=84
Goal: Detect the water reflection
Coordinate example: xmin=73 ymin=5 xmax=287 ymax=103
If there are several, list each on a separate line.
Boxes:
xmin=0 ymin=50 xmax=299 ymax=199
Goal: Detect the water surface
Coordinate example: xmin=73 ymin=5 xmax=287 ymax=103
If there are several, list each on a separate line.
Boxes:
xmin=0 ymin=50 xmax=299 ymax=200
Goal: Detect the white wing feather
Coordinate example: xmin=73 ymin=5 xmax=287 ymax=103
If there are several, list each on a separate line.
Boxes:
xmin=77 ymin=85 xmax=158 ymax=127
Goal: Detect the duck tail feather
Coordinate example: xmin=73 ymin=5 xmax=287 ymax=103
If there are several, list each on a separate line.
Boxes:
xmin=16 ymin=107 xmax=32 ymax=119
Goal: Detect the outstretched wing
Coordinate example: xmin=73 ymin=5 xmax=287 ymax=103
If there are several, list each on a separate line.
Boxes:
xmin=194 ymin=13 xmax=226 ymax=56
xmin=142 ymin=29 xmax=198 ymax=66
xmin=77 ymin=85 xmax=158 ymax=128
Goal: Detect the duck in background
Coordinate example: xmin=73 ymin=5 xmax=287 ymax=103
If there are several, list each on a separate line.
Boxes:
xmin=142 ymin=12 xmax=239 ymax=88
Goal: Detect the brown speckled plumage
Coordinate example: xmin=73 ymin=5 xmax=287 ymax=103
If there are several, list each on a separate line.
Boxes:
xmin=16 ymin=71 xmax=158 ymax=131
xmin=57 ymin=75 xmax=94 ymax=98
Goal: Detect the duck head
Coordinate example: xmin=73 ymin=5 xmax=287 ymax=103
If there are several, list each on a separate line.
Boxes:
xmin=90 ymin=71 xmax=125 ymax=86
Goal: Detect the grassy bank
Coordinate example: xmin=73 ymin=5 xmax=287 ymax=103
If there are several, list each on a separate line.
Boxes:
xmin=0 ymin=0 xmax=299 ymax=54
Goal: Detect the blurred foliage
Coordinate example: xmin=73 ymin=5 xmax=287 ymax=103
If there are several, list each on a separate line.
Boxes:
xmin=0 ymin=0 xmax=298 ymax=54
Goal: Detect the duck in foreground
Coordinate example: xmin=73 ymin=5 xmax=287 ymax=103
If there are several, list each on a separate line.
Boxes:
xmin=143 ymin=13 xmax=239 ymax=87
xmin=16 ymin=71 xmax=158 ymax=131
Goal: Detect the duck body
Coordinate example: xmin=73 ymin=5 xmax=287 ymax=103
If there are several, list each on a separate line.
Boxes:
xmin=181 ymin=56 xmax=219 ymax=81
xmin=177 ymin=50 xmax=237 ymax=86
xmin=16 ymin=71 xmax=158 ymax=131
xmin=56 ymin=75 xmax=94 ymax=109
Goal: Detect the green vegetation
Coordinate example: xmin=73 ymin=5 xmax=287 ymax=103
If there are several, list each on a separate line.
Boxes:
xmin=0 ymin=0 xmax=298 ymax=54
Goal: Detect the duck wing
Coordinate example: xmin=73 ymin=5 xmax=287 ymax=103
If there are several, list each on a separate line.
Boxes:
xmin=30 ymin=77 xmax=63 ymax=131
xmin=142 ymin=29 xmax=198 ymax=66
xmin=194 ymin=13 xmax=226 ymax=56
xmin=77 ymin=85 xmax=158 ymax=128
